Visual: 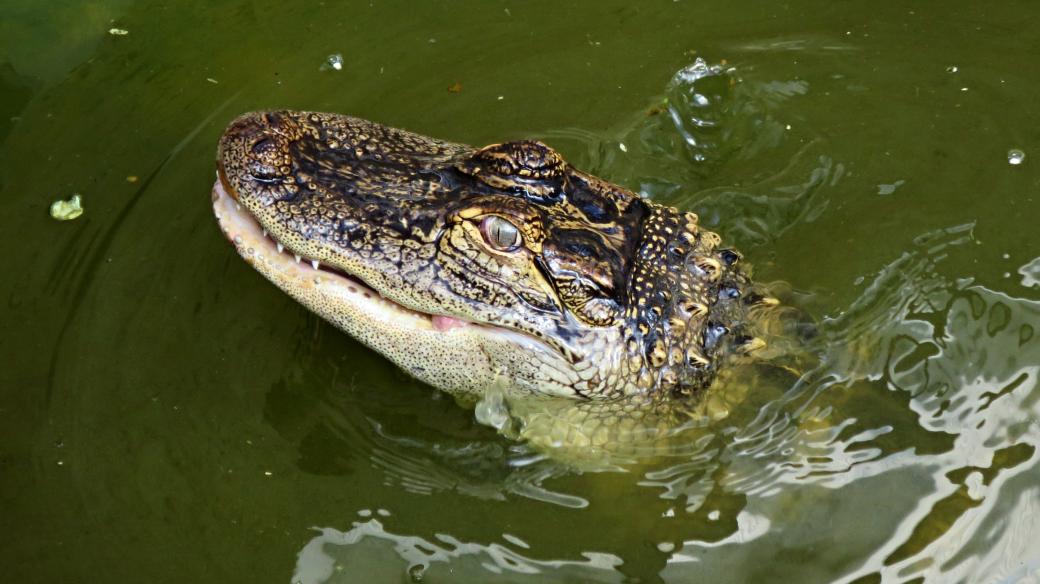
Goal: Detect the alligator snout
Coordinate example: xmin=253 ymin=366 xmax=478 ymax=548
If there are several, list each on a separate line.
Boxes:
xmin=217 ymin=112 xmax=299 ymax=194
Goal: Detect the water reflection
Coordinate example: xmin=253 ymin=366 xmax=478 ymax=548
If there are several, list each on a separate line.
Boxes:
xmin=294 ymin=513 xmax=625 ymax=583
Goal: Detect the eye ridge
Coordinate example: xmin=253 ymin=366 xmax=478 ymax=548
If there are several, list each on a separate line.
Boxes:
xmin=480 ymin=215 xmax=522 ymax=251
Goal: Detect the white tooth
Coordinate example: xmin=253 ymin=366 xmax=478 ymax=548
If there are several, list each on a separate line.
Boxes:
xmin=311 ymin=260 xmax=319 ymax=270
xmin=262 ymin=229 xmax=268 ymax=238
xmin=276 ymin=243 xmax=284 ymax=253
xmin=235 ymin=203 xmax=241 ymax=211
xmin=294 ymin=254 xmax=302 ymax=263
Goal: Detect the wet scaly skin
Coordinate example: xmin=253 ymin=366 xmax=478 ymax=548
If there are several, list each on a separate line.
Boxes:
xmin=214 ymin=111 xmax=767 ymax=406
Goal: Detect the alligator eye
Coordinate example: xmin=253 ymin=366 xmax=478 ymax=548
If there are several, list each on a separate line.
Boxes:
xmin=480 ymin=215 xmax=522 ymax=251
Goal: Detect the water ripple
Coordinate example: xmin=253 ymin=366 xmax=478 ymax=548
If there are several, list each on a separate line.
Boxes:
xmin=294 ymin=514 xmax=625 ymax=583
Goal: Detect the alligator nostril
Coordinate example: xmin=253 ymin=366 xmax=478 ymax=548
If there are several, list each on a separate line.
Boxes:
xmin=248 ymin=165 xmax=283 ymax=183
xmin=246 ymin=133 xmax=288 ymax=183
xmin=251 ymin=137 xmax=275 ymax=156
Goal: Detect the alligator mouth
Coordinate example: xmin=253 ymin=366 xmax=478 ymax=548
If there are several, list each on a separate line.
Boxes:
xmin=211 ymin=176 xmax=473 ymax=334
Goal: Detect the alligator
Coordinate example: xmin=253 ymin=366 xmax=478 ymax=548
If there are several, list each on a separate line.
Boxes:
xmin=212 ymin=111 xmax=775 ymax=451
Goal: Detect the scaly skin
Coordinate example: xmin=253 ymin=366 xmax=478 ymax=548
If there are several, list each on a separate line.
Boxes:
xmin=213 ymin=111 xmax=768 ymax=414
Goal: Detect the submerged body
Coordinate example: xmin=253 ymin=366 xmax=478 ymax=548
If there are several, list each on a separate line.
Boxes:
xmin=213 ymin=111 xmax=769 ymax=426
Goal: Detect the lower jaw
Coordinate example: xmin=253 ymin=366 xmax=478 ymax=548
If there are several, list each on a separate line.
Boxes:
xmin=211 ymin=178 xmax=459 ymax=332
xmin=212 ymin=178 xmax=594 ymax=400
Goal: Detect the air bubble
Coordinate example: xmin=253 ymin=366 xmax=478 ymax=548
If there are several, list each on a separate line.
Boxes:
xmin=324 ymin=54 xmax=344 ymax=71
xmin=945 ymin=65 xmax=958 ymax=73
xmin=1008 ymin=149 xmax=1025 ymax=165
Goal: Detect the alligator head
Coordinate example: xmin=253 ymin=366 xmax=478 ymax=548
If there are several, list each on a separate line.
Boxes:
xmin=213 ymin=111 xmax=760 ymax=401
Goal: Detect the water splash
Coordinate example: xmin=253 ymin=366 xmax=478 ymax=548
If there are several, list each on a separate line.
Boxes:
xmin=539 ymin=57 xmax=808 ymax=187
xmin=473 ymin=378 xmax=514 ymax=436
xmin=537 ymin=58 xmax=824 ymax=250
xmin=666 ymin=58 xmax=731 ymax=161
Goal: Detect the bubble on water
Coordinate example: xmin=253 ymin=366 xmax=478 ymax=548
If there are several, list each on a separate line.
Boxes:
xmin=946 ymin=65 xmax=958 ymax=73
xmin=323 ymin=54 xmax=344 ymax=71
xmin=657 ymin=542 xmax=676 ymax=553
xmin=1008 ymin=149 xmax=1025 ymax=165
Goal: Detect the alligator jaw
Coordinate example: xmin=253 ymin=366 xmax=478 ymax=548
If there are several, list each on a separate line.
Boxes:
xmin=211 ymin=178 xmax=568 ymax=396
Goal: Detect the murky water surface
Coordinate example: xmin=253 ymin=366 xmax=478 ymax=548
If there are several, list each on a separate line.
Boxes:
xmin=3 ymin=1 xmax=1039 ymax=582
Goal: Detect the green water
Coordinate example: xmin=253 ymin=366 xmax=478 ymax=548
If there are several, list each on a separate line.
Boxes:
xmin=3 ymin=1 xmax=1039 ymax=582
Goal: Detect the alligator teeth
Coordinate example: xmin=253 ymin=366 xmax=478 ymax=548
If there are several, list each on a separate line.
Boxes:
xmin=235 ymin=203 xmax=241 ymax=211
xmin=262 ymin=229 xmax=267 ymax=238
xmin=276 ymin=243 xmax=284 ymax=253
xmin=311 ymin=260 xmax=319 ymax=270
xmin=294 ymin=254 xmax=302 ymax=263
